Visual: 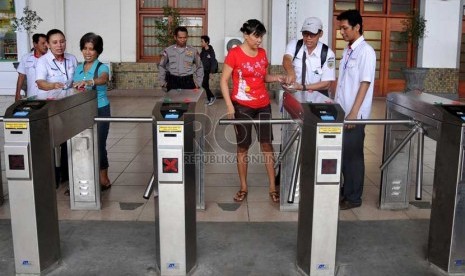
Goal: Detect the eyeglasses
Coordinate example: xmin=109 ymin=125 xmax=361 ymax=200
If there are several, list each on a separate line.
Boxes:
xmin=302 ymin=31 xmax=320 ymax=38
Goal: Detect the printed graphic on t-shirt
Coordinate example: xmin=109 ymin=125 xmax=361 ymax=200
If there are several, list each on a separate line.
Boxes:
xmin=236 ymin=69 xmax=254 ymax=101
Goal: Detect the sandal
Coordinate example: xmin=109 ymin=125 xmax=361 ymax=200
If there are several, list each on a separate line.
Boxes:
xmin=233 ymin=190 xmax=248 ymax=202
xmin=269 ymin=190 xmax=280 ymax=203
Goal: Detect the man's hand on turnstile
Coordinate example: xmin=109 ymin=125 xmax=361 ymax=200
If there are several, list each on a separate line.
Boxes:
xmin=345 ymin=112 xmax=357 ymax=129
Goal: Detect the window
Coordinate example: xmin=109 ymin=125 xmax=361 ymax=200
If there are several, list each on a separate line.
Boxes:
xmin=335 ymin=0 xmax=415 ymax=15
xmin=137 ymin=0 xmax=207 ymax=62
xmin=0 ymin=0 xmax=17 ymax=61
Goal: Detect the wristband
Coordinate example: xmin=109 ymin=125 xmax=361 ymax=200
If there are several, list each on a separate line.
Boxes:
xmin=91 ymin=79 xmax=95 ymax=87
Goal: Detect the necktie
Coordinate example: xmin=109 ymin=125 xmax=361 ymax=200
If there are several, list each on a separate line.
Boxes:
xmin=301 ymin=51 xmax=306 ymax=87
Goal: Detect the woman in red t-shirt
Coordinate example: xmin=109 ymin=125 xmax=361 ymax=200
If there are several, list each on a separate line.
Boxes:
xmin=220 ymin=19 xmax=284 ymax=203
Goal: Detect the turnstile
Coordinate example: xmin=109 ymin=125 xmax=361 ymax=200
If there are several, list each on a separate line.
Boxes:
xmin=68 ymin=126 xmax=101 ymax=210
xmin=3 ymin=89 xmax=97 ymax=274
xmin=279 ymin=91 xmax=335 ymax=211
xmin=381 ymin=91 xmax=465 ymax=274
xmin=152 ymin=89 xmax=205 ymax=275
xmin=283 ymin=91 xmax=344 ymax=276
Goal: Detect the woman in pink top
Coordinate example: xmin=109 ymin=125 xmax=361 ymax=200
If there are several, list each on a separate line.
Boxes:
xmin=220 ymin=19 xmax=284 ymax=203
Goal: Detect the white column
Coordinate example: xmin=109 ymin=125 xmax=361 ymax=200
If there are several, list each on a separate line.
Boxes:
xmin=418 ymin=0 xmax=462 ymax=68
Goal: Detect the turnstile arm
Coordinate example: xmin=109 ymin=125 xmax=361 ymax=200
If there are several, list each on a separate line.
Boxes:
xmin=288 ymin=133 xmax=302 ymax=203
xmin=218 ymin=119 xmax=296 ymax=125
xmin=415 ymin=126 xmax=425 ymax=200
xmin=143 ymin=174 xmax=156 ymax=199
xmin=94 ymin=117 xmax=153 ymax=123
xmin=274 ymin=128 xmax=300 ymax=170
xmin=380 ymin=125 xmax=420 ymax=171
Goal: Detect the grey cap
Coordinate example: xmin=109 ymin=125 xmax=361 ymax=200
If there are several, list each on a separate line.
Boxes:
xmin=301 ymin=17 xmax=323 ymax=34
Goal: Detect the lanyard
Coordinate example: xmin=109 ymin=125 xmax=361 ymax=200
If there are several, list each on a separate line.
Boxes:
xmin=52 ymin=58 xmax=68 ymax=80
xmin=343 ymin=47 xmax=354 ymax=70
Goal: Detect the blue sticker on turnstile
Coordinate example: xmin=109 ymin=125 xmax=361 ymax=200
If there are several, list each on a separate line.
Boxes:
xmin=321 ymin=115 xmax=335 ymax=121
xmin=317 ymin=264 xmax=329 ymax=270
xmin=455 ymin=259 xmax=465 ymax=266
xmin=13 ymin=111 xmax=29 ymax=117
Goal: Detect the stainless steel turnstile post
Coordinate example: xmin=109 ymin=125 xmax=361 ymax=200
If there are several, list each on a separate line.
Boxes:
xmin=380 ymin=92 xmax=465 ymax=274
xmin=282 ymin=92 xmax=344 ymax=276
xmin=151 ymin=89 xmax=206 ymax=275
xmin=68 ymin=125 xmax=101 ymax=210
xmin=3 ymin=89 xmax=97 ymax=274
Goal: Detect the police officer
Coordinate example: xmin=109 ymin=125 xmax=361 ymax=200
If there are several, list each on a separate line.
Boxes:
xmin=158 ymin=26 xmax=203 ymax=91
xmin=282 ymin=17 xmax=335 ymax=97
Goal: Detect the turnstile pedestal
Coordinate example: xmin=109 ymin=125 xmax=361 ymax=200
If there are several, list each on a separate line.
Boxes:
xmin=152 ymin=89 xmax=205 ymax=275
xmin=283 ymin=92 xmax=344 ymax=276
xmin=3 ymin=90 xmax=97 ymax=274
xmin=68 ymin=126 xmax=101 ymax=210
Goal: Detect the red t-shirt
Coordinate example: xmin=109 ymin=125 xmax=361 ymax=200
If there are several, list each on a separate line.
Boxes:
xmin=224 ymin=47 xmax=270 ymax=108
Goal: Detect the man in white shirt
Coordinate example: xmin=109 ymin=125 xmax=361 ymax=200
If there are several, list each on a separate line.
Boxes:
xmin=15 ymin=33 xmax=47 ymax=100
xmin=282 ymin=17 xmax=336 ymax=97
xmin=335 ymin=10 xmax=376 ymax=210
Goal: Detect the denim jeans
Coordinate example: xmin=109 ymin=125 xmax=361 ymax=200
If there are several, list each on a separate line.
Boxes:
xmin=97 ymin=104 xmax=111 ymax=169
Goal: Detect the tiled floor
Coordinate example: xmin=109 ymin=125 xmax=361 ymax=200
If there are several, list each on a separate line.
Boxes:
xmin=0 ymin=92 xmax=435 ymax=222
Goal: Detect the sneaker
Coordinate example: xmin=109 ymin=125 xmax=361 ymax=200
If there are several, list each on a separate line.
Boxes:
xmin=207 ymin=96 xmax=216 ymax=106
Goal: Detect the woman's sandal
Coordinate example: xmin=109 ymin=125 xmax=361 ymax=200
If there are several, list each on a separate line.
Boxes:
xmin=233 ymin=190 xmax=248 ymax=202
xmin=269 ymin=190 xmax=280 ymax=203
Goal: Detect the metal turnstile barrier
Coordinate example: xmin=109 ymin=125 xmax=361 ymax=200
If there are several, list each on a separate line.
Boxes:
xmin=284 ymin=91 xmax=344 ymax=276
xmin=220 ymin=91 xmax=342 ymax=276
xmin=380 ymin=91 xmax=465 ymax=274
xmin=147 ymin=88 xmax=206 ymax=275
xmin=277 ymin=91 xmax=335 ymax=211
xmin=3 ymin=89 xmax=97 ymax=274
xmin=68 ymin=125 xmax=101 ymax=210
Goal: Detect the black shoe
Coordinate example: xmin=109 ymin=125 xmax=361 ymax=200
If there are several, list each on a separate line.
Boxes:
xmin=340 ymin=200 xmax=361 ymax=210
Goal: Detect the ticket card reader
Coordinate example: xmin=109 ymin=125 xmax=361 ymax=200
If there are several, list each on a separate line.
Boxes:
xmin=152 ymin=89 xmax=205 ymax=276
xmin=3 ymin=90 xmax=96 ymax=274
xmin=283 ymin=92 xmax=344 ymax=276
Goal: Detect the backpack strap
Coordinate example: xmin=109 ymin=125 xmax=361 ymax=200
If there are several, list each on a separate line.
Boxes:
xmin=292 ymin=39 xmax=303 ymax=61
xmin=92 ymin=62 xmax=103 ymax=90
xmin=320 ymin=43 xmax=328 ymax=67
xmin=319 ymin=44 xmax=329 ymax=97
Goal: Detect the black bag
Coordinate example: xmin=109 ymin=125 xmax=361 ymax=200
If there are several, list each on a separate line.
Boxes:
xmin=211 ymin=58 xmax=219 ymax=73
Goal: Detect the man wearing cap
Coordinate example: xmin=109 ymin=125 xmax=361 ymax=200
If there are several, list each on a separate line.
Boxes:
xmin=282 ymin=17 xmax=336 ymax=97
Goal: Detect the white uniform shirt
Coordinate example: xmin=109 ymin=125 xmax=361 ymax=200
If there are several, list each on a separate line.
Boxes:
xmin=35 ymin=50 xmax=78 ymax=93
xmin=335 ymin=36 xmax=376 ymax=119
xmin=17 ymin=52 xmax=40 ymax=97
xmin=285 ymin=40 xmax=336 ymax=90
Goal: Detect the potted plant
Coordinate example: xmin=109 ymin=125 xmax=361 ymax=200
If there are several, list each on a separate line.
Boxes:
xmin=399 ymin=10 xmax=428 ymax=92
xmin=154 ymin=6 xmax=183 ymax=57
xmin=10 ymin=6 xmax=43 ymax=69
xmin=11 ymin=6 xmax=43 ymax=33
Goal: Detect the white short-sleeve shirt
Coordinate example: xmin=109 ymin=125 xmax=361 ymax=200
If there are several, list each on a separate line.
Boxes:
xmin=17 ymin=52 xmax=40 ymax=97
xmin=335 ymin=36 xmax=376 ymax=119
xmin=35 ymin=50 xmax=78 ymax=92
xmin=285 ymin=40 xmax=336 ymax=89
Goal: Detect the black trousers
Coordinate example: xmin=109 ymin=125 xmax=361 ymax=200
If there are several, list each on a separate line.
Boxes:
xmin=166 ymin=74 xmax=196 ymax=91
xmin=202 ymin=71 xmax=215 ymax=100
xmin=341 ymin=124 xmax=365 ymax=204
